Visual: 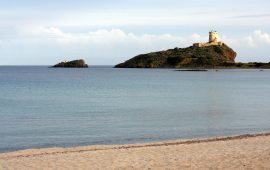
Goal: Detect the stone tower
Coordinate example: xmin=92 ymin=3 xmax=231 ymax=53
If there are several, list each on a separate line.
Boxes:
xmin=193 ymin=31 xmax=223 ymax=47
xmin=209 ymin=31 xmax=218 ymax=43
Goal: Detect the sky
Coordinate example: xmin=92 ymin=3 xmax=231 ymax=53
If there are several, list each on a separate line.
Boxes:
xmin=0 ymin=0 xmax=270 ymax=65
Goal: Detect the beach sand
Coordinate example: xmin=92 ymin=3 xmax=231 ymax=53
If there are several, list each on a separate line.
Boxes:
xmin=1 ymin=133 xmax=270 ymax=170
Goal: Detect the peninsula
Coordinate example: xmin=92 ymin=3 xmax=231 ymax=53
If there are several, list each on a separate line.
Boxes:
xmin=115 ymin=31 xmax=270 ymax=69
xmin=52 ymin=59 xmax=88 ymax=68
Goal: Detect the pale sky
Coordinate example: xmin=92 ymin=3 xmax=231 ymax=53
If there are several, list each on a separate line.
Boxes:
xmin=0 ymin=0 xmax=270 ymax=65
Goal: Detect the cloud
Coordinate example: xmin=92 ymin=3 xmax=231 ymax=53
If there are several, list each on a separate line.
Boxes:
xmin=253 ymin=30 xmax=270 ymax=45
xmin=220 ymin=30 xmax=270 ymax=48
xmin=20 ymin=27 xmax=270 ymax=49
xmin=3 ymin=8 xmax=268 ymax=28
xmin=2 ymin=26 xmax=270 ymax=64
xmin=230 ymin=13 xmax=270 ymax=19
xmin=14 ymin=27 xmax=270 ymax=58
xmin=20 ymin=26 xmax=192 ymax=48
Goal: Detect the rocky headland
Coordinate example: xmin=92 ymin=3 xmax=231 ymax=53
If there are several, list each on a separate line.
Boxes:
xmin=115 ymin=44 xmax=237 ymax=68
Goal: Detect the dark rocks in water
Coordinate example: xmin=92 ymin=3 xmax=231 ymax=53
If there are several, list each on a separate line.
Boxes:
xmin=175 ymin=69 xmax=208 ymax=72
xmin=52 ymin=59 xmax=88 ymax=68
xmin=115 ymin=44 xmax=237 ymax=68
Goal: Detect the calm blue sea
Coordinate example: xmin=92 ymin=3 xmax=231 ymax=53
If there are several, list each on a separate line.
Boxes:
xmin=0 ymin=66 xmax=270 ymax=153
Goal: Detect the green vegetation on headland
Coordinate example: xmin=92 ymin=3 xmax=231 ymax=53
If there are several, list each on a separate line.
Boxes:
xmin=52 ymin=59 xmax=88 ymax=68
xmin=115 ymin=44 xmax=270 ymax=69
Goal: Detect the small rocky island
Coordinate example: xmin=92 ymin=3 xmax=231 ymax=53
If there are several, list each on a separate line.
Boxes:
xmin=115 ymin=31 xmax=270 ymax=69
xmin=52 ymin=59 xmax=88 ymax=68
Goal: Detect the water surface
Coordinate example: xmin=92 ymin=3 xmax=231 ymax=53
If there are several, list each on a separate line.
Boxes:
xmin=0 ymin=66 xmax=270 ymax=153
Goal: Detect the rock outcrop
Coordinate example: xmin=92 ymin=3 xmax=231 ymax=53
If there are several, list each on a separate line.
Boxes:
xmin=53 ymin=59 xmax=88 ymax=68
xmin=115 ymin=44 xmax=237 ymax=68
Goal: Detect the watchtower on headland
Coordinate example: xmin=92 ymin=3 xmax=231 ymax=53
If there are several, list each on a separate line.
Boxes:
xmin=193 ymin=31 xmax=223 ymax=47
xmin=209 ymin=31 xmax=218 ymax=43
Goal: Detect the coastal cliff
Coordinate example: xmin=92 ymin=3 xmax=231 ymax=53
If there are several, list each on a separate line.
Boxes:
xmin=115 ymin=44 xmax=237 ymax=68
xmin=53 ymin=59 xmax=88 ymax=68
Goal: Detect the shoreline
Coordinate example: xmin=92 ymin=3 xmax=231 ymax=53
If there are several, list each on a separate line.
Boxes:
xmin=1 ymin=132 xmax=270 ymax=169
xmin=1 ymin=132 xmax=270 ymax=157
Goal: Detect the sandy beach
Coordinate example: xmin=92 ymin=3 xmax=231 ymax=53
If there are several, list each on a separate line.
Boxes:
xmin=1 ymin=133 xmax=270 ymax=170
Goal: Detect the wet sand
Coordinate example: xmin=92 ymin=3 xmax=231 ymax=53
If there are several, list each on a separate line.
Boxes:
xmin=1 ymin=133 xmax=270 ymax=170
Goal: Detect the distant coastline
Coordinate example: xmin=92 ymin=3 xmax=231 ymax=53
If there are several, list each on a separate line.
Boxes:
xmin=0 ymin=65 xmax=269 ymax=69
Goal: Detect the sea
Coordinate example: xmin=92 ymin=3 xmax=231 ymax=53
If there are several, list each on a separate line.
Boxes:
xmin=0 ymin=66 xmax=270 ymax=153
